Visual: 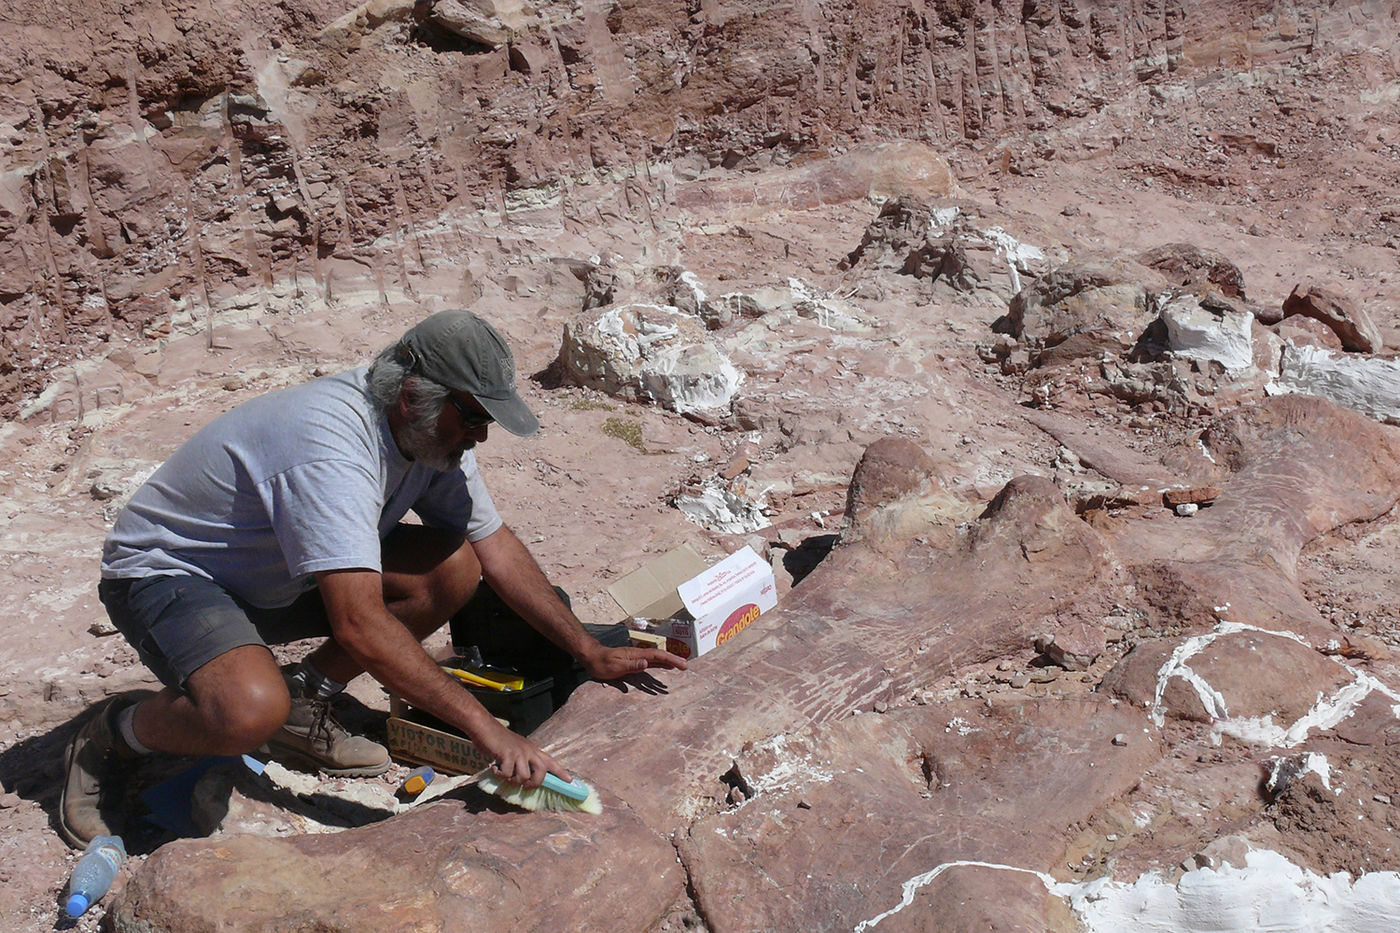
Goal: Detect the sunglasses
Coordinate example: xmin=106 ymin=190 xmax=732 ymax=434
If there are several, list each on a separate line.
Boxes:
xmin=445 ymin=393 xmax=494 ymax=430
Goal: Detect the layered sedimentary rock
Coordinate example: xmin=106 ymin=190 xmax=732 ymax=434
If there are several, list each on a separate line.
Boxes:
xmin=1 ymin=0 xmax=1383 ymax=415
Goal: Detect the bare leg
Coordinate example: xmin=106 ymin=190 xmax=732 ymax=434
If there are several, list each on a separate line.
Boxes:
xmin=123 ymin=525 xmax=477 ymax=755
xmin=301 ymin=524 xmax=481 ymax=685
xmin=130 ymin=644 xmax=291 ymax=756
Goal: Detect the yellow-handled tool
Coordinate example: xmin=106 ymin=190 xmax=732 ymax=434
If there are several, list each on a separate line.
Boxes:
xmin=444 ymin=666 xmax=524 ymax=692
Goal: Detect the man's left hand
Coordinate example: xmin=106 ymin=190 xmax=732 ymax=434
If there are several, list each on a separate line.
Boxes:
xmin=583 ymin=645 xmax=689 ymax=681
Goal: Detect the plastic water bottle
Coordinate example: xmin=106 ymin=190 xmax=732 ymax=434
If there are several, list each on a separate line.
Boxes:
xmin=65 ymin=835 xmax=125 ymax=918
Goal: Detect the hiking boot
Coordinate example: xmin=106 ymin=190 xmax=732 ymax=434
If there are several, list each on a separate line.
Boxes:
xmin=266 ymin=694 xmax=390 ymax=777
xmin=59 ymin=697 xmax=140 ymax=849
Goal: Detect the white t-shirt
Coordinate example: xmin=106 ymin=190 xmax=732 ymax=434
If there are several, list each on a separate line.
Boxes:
xmin=101 ymin=366 xmax=502 ymax=608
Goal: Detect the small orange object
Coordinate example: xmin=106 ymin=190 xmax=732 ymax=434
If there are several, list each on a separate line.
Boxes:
xmin=400 ymin=766 xmax=435 ymax=796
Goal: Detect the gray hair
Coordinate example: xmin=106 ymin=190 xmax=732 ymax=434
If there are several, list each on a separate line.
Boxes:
xmin=366 ymin=344 xmax=450 ymax=422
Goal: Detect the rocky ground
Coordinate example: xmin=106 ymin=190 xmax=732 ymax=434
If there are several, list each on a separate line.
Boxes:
xmin=3 ymin=1 xmax=1400 ymax=930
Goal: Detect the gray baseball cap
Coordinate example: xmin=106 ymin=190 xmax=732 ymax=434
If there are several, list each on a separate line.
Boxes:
xmin=395 ymin=310 xmax=540 ymax=436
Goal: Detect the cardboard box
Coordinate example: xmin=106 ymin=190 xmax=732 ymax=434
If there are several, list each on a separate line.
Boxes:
xmin=608 ymin=544 xmax=778 ymax=659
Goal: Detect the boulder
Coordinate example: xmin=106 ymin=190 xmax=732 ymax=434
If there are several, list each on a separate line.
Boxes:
xmin=556 ymin=303 xmax=743 ymax=414
xmin=1281 ymin=283 xmax=1382 ymax=353
xmin=998 ymin=258 xmax=1165 ymax=355
xmin=1160 ymin=293 xmax=1254 ymax=370
xmin=321 ymin=0 xmax=418 ymax=38
xmin=1138 ymin=242 xmax=1247 ymax=301
xmin=1275 ymin=313 xmax=1344 ymax=351
xmin=428 ymin=0 xmax=536 ymax=48
xmin=1033 ymin=622 xmax=1106 ymax=671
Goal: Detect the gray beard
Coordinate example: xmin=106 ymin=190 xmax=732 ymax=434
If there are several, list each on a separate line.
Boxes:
xmin=399 ymin=411 xmax=469 ymax=472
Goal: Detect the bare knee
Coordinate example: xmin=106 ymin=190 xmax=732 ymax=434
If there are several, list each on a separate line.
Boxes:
xmin=207 ymin=679 xmax=291 ymax=750
xmin=185 ymin=648 xmax=291 ymax=752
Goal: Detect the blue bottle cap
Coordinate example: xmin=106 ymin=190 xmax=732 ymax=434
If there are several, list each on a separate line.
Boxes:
xmin=65 ymin=893 xmax=90 ymax=918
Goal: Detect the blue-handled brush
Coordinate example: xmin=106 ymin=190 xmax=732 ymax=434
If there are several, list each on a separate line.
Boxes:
xmin=478 ymin=771 xmax=602 ymax=814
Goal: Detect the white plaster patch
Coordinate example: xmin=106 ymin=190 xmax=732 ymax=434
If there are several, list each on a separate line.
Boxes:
xmin=851 ymin=852 xmax=1400 ymax=933
xmin=927 ymin=206 xmax=962 ymax=230
xmin=563 ymin=304 xmax=743 ymax=413
xmin=678 ymin=269 xmax=708 ymax=305
xmin=925 ymin=208 xmax=1045 ymax=294
xmin=1267 ymin=752 xmax=1335 ymax=796
xmin=674 ymin=479 xmax=768 ymax=534
xmin=1160 ymin=295 xmax=1254 ymax=370
xmin=785 ymin=277 xmax=871 ymax=331
xmin=982 ymin=226 xmax=1046 ymax=294
xmin=1272 ymin=344 xmax=1400 ymax=424
xmin=1149 ymin=620 xmax=1399 ymax=747
xmin=1066 ymin=849 xmax=1400 ymax=933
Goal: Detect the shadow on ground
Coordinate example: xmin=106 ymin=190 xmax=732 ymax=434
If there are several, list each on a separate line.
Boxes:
xmin=0 ymin=689 xmax=394 ymax=856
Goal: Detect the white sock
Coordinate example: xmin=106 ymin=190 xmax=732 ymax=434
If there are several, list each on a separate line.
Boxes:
xmin=116 ymin=703 xmax=153 ymax=756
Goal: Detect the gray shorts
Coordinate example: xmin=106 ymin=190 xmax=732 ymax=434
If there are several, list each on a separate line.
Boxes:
xmin=98 ymin=575 xmax=332 ymax=690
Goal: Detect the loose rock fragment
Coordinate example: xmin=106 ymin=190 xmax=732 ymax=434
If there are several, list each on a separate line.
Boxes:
xmin=1162 ymin=486 xmax=1221 ymax=507
xmin=1282 ymin=282 xmax=1382 ymax=353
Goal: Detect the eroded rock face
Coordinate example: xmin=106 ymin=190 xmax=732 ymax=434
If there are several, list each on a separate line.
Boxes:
xmin=3 ymin=0 xmax=1374 ymax=419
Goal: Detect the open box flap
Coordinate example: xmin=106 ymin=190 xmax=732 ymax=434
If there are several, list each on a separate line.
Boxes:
xmin=607 ymin=543 xmax=708 ymax=620
xmin=676 ymin=545 xmax=770 ymax=618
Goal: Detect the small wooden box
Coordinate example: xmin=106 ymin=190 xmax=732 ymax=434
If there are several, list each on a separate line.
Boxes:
xmin=385 ymin=697 xmax=505 ymax=776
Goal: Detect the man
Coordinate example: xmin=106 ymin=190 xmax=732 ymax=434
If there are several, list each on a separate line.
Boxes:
xmin=61 ymin=309 xmax=686 ymax=848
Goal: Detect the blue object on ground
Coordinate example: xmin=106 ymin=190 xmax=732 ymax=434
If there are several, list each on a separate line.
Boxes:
xmin=140 ymin=754 xmax=266 ymax=837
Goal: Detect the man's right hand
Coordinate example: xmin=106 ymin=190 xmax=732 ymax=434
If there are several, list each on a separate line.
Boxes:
xmin=476 ymin=720 xmax=568 ymax=788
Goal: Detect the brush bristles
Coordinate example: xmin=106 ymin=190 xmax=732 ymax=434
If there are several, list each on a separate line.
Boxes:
xmin=478 ymin=774 xmax=603 ymax=814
